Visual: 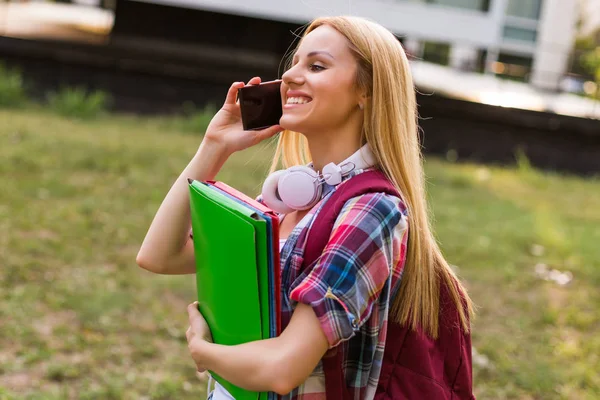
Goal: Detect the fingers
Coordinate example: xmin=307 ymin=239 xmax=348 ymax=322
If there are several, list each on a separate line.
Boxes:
xmin=187 ymin=301 xmax=201 ymax=324
xmin=235 ymin=77 xmax=262 ymax=106
xmin=224 ymin=77 xmax=261 ymax=106
xmin=187 ymin=328 xmax=207 ymax=373
xmin=246 ymin=76 xmax=261 ymax=86
xmin=186 ymin=302 xmax=208 ymax=374
xmin=224 ymin=82 xmax=245 ymax=106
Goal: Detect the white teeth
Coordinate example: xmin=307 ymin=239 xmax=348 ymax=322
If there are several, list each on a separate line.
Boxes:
xmin=286 ymin=96 xmax=311 ymax=105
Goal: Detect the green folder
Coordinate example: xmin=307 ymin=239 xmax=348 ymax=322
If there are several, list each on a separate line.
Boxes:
xmin=188 ymin=180 xmax=270 ymax=400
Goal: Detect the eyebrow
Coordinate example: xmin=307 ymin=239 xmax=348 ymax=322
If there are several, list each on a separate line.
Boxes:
xmin=293 ymin=51 xmax=335 ymax=62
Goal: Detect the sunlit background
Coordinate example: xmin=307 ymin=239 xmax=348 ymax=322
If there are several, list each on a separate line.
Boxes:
xmin=1 ymin=0 xmax=599 ymax=399
xmin=1 ymin=0 xmax=599 ymax=117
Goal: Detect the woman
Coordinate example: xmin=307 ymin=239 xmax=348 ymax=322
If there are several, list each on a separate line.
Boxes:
xmin=137 ymin=16 xmax=474 ymax=399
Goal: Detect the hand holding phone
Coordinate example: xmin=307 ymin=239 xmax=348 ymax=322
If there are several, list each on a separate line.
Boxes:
xmin=238 ymin=80 xmax=283 ymax=130
xmin=201 ymin=78 xmax=282 ymax=156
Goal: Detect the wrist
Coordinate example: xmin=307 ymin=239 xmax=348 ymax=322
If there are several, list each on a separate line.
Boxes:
xmin=198 ymin=135 xmax=232 ymax=159
xmin=188 ymin=140 xmax=231 ymax=181
xmin=191 ymin=338 xmax=215 ymax=372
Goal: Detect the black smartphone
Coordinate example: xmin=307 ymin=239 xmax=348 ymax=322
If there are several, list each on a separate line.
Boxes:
xmin=238 ymin=80 xmax=283 ymax=130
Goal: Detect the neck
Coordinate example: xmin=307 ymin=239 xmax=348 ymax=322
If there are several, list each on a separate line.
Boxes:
xmin=305 ymin=119 xmax=363 ymax=172
xmin=308 ymin=135 xmax=362 ymax=173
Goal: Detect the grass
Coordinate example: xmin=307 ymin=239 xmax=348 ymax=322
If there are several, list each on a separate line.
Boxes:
xmin=0 ymin=107 xmax=599 ymax=399
xmin=46 ymin=87 xmax=110 ymax=120
xmin=0 ymin=63 xmax=28 ymax=108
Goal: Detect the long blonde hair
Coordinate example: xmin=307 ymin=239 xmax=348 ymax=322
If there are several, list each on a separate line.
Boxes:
xmin=270 ymin=16 xmax=473 ymax=338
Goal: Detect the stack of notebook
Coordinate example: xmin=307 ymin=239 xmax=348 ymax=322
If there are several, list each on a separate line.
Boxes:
xmin=188 ymin=179 xmax=281 ymax=400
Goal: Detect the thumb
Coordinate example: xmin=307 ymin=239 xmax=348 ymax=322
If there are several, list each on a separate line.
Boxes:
xmin=187 ymin=302 xmax=201 ymax=323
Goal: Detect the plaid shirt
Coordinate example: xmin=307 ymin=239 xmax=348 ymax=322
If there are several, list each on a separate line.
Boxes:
xmin=272 ymin=169 xmax=409 ymax=400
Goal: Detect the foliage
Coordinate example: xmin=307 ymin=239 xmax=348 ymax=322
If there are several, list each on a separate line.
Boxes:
xmin=0 ymin=63 xmax=28 ymax=108
xmin=46 ymin=86 xmax=111 ymax=119
xmin=582 ymin=47 xmax=600 ymax=85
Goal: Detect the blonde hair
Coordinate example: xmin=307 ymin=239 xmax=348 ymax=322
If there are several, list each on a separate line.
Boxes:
xmin=270 ymin=16 xmax=473 ymax=338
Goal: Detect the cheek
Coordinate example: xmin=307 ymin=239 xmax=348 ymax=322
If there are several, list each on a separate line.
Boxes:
xmin=315 ymin=79 xmax=356 ymax=113
xmin=280 ymin=82 xmax=288 ymax=104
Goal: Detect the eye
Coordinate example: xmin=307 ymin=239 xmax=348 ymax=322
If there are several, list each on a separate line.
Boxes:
xmin=309 ymin=64 xmax=326 ymax=72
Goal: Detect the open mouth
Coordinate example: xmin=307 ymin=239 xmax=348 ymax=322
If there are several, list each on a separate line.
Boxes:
xmin=285 ymin=96 xmax=312 ymax=105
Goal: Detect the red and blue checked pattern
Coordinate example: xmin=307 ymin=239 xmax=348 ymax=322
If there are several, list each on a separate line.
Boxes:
xmin=273 ymin=170 xmax=409 ymax=400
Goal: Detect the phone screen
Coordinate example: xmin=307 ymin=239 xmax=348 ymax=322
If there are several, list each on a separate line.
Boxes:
xmin=238 ymin=80 xmax=283 ymax=130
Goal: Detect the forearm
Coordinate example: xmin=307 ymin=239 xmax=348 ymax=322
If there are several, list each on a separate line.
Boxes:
xmin=137 ymin=140 xmax=230 ymax=274
xmin=197 ymin=338 xmax=291 ymax=394
xmin=191 ymin=304 xmax=329 ymax=395
xmin=186 ymin=304 xmax=328 ymax=395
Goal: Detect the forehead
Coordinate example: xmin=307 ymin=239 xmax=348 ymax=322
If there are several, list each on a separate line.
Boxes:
xmin=295 ymin=25 xmax=352 ymax=58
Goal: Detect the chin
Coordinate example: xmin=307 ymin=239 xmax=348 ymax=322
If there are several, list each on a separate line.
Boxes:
xmin=279 ymin=115 xmax=305 ymax=133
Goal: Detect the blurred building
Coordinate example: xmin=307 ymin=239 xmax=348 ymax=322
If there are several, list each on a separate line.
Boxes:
xmin=1 ymin=0 xmax=582 ymax=90
xmin=395 ymin=0 xmax=579 ymax=91
xmin=1 ymin=0 xmax=597 ymax=172
xmin=579 ymin=0 xmax=600 ymax=39
xmin=133 ymin=0 xmax=577 ymax=90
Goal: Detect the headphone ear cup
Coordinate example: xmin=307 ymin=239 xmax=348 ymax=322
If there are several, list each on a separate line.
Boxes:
xmin=261 ymin=170 xmax=296 ymax=214
xmin=278 ymin=166 xmax=322 ymax=211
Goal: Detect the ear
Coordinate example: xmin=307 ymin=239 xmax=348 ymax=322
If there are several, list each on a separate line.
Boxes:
xmin=356 ymin=89 xmax=369 ymax=109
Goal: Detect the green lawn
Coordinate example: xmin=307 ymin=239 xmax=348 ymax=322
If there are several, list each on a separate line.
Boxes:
xmin=1 ymin=108 xmax=599 ymax=399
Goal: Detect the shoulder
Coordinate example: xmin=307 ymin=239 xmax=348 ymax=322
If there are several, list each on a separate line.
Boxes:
xmin=333 ymin=191 xmax=408 ymax=234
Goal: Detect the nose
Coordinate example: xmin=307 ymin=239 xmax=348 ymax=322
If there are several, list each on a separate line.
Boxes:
xmin=282 ymin=63 xmax=305 ymax=87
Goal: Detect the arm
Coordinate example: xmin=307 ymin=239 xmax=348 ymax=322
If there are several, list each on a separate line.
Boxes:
xmin=136 ymin=78 xmax=281 ymax=275
xmin=187 ymin=303 xmax=329 ymax=395
xmin=186 ymin=194 xmax=406 ymax=393
xmin=135 ymin=141 xmax=230 ymax=275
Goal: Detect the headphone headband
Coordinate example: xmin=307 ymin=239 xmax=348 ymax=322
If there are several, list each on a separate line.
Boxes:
xmin=323 ymin=144 xmax=375 ymax=185
xmin=261 ymin=144 xmax=377 ymax=214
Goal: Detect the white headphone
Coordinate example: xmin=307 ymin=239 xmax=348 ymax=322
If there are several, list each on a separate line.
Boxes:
xmin=261 ymin=144 xmax=377 ymax=214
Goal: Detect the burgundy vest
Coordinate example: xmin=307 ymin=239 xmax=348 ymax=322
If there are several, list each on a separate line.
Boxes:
xmin=301 ymin=170 xmax=475 ymax=399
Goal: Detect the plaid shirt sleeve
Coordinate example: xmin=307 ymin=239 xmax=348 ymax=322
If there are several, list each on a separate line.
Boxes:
xmin=289 ymin=192 xmax=404 ymax=348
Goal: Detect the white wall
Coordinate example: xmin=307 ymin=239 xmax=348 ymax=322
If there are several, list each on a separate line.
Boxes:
xmin=132 ymin=0 xmax=578 ymax=89
xmin=580 ymin=0 xmax=600 ymax=37
xmin=530 ymin=0 xmax=578 ymax=90
xmin=449 ymin=44 xmax=479 ymax=70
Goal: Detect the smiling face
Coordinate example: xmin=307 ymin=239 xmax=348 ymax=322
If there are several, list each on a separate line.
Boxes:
xmin=279 ymin=25 xmax=363 ymax=137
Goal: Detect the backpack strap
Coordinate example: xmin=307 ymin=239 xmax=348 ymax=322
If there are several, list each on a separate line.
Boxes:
xmin=300 ymin=169 xmax=401 ymax=400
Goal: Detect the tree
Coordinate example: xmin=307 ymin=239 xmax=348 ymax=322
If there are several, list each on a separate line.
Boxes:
xmin=582 ymin=47 xmax=600 ymax=85
xmin=582 ymin=46 xmax=600 ymax=100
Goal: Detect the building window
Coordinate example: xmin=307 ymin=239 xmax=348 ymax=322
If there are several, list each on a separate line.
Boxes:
xmin=430 ymin=0 xmax=490 ymax=12
xmin=422 ymin=41 xmax=451 ymax=65
xmin=506 ymin=0 xmax=543 ymax=20
xmin=475 ymin=49 xmax=488 ymax=73
xmin=493 ymin=53 xmax=533 ymax=82
xmin=402 ymin=0 xmax=491 ymax=12
xmin=503 ymin=26 xmax=538 ymax=43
